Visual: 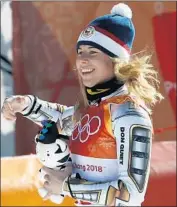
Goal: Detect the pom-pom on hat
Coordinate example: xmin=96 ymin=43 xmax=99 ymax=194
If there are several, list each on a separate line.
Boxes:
xmin=77 ymin=3 xmax=135 ymax=61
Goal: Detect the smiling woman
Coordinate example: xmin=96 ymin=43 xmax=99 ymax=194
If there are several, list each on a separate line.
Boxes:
xmin=76 ymin=45 xmax=114 ymax=88
xmin=1 ymin=2 xmax=164 ymax=206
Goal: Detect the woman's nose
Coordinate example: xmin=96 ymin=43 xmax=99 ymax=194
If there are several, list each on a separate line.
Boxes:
xmin=81 ymin=58 xmax=89 ymax=65
xmin=80 ymin=55 xmax=89 ymax=65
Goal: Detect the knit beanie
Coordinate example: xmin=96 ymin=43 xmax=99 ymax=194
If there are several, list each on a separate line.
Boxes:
xmin=77 ymin=3 xmax=135 ymax=61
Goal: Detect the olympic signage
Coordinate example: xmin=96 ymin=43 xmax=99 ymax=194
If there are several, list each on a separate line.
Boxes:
xmin=71 ymin=114 xmax=101 ymax=143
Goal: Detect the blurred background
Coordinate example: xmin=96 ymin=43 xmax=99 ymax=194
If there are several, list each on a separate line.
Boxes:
xmin=1 ymin=1 xmax=14 ymax=156
xmin=1 ymin=1 xmax=176 ymax=206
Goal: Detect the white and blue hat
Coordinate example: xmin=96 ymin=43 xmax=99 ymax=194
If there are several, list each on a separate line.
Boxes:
xmin=77 ymin=3 xmax=135 ymax=61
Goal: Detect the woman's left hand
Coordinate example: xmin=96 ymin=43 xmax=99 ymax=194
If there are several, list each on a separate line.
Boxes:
xmin=38 ymin=164 xmax=72 ymax=200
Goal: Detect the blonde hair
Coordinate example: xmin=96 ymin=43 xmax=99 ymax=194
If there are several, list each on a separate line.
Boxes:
xmin=74 ymin=51 xmax=164 ymax=120
xmin=73 ymin=71 xmax=89 ymax=123
xmin=113 ymin=51 xmax=164 ymax=112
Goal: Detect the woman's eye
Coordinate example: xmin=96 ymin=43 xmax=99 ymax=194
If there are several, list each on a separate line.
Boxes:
xmin=77 ymin=51 xmax=82 ymax=55
xmin=90 ymin=51 xmax=97 ymax=55
xmin=77 ymin=50 xmax=97 ymax=57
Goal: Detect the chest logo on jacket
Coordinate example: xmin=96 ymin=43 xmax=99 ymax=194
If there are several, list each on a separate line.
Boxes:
xmin=72 ymin=114 xmax=101 ymax=143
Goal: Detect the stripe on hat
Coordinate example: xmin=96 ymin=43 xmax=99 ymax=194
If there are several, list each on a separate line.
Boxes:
xmin=77 ymin=26 xmax=130 ymax=60
xmin=94 ymin=26 xmax=131 ymax=53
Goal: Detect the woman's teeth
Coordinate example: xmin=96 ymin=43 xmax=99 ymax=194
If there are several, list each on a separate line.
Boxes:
xmin=81 ymin=69 xmax=94 ymax=73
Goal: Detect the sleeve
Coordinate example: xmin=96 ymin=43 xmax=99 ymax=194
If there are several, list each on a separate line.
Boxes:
xmin=62 ymin=103 xmax=152 ymax=206
xmin=111 ymin=103 xmax=152 ymax=206
xmin=20 ymin=95 xmax=75 ymax=136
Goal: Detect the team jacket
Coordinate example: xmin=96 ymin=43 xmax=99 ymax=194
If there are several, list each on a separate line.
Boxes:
xmin=21 ymin=86 xmax=152 ymax=206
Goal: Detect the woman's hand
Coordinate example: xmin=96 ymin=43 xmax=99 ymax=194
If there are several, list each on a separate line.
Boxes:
xmin=1 ymin=95 xmax=31 ymax=121
xmin=38 ymin=164 xmax=72 ymax=202
xmin=42 ymin=166 xmax=66 ymax=196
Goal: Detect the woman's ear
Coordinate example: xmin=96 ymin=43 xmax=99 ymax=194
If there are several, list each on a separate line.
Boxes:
xmin=111 ymin=57 xmax=116 ymax=67
xmin=112 ymin=60 xmax=115 ymax=70
xmin=111 ymin=59 xmax=117 ymax=74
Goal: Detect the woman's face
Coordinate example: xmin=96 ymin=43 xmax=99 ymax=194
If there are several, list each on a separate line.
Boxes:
xmin=76 ymin=45 xmax=115 ymax=87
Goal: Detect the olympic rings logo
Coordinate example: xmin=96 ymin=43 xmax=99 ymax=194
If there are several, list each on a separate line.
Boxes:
xmin=71 ymin=114 xmax=101 ymax=143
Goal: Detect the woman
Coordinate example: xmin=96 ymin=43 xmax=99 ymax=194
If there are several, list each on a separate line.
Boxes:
xmin=2 ymin=3 xmax=163 ymax=206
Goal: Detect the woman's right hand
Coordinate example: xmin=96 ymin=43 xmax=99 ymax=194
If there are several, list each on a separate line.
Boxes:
xmin=1 ymin=95 xmax=31 ymax=121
